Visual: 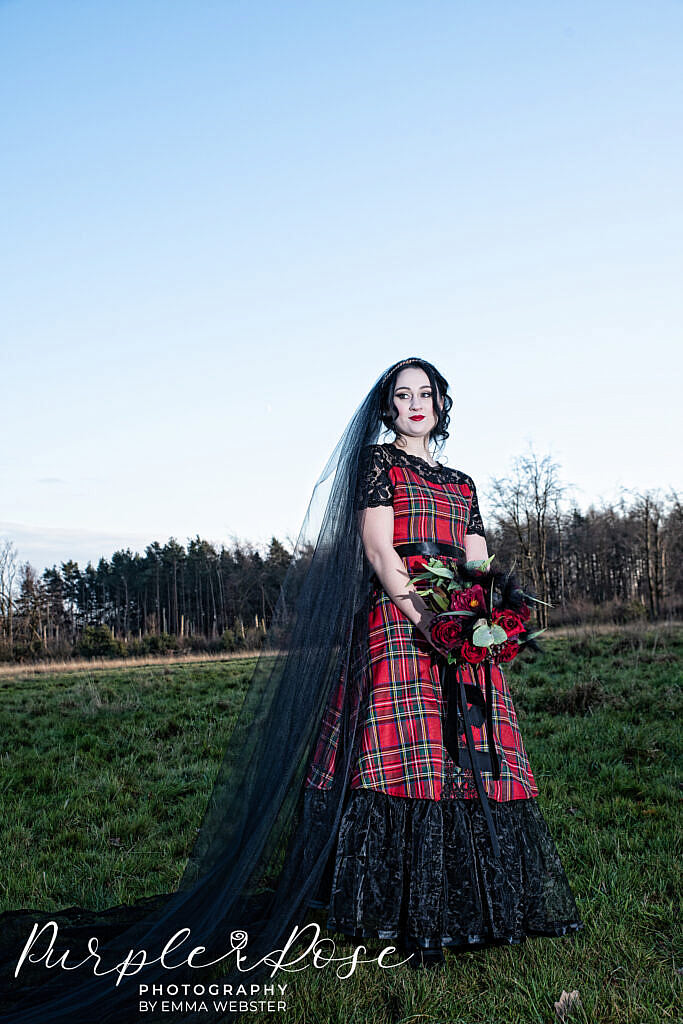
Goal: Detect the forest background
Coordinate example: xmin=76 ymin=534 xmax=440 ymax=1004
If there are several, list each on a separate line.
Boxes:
xmin=1 ymin=447 xmax=680 ymax=663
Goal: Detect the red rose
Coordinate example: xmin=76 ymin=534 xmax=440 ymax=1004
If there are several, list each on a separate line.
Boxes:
xmin=450 ymin=584 xmax=487 ymax=615
xmin=492 ymin=608 xmax=526 ymax=638
xmin=496 ymin=639 xmax=519 ymax=663
xmin=430 ymin=615 xmax=464 ymax=650
xmin=460 ymin=640 xmax=487 ymax=664
xmin=518 ymin=602 xmax=531 ymax=622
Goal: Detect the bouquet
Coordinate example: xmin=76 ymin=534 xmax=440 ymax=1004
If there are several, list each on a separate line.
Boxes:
xmin=409 ymin=554 xmax=547 ymax=667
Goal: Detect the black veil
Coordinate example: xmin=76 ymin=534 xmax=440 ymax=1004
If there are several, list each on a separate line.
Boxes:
xmin=0 ymin=357 xmax=450 ymax=1024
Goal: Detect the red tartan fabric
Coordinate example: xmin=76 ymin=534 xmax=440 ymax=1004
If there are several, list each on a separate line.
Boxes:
xmin=304 ymin=444 xmax=538 ymax=802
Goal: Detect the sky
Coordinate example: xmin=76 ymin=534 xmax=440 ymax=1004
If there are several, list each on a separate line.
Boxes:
xmin=2 ymin=0 xmax=682 ymax=574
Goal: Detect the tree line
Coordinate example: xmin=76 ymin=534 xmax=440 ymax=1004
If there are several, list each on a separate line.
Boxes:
xmin=0 ymin=449 xmax=680 ymax=662
xmin=487 ymin=450 xmax=682 ymax=630
xmin=0 ymin=536 xmax=296 ymax=661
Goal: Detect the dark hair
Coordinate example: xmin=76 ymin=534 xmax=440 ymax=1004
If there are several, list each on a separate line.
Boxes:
xmin=379 ymin=357 xmax=453 ymax=454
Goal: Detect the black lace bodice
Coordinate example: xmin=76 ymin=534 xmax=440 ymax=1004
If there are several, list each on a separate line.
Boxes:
xmin=355 ymin=443 xmax=487 ymax=537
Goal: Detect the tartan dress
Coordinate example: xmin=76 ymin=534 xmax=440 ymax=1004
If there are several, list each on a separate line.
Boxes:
xmin=306 ymin=442 xmax=538 ymax=802
xmin=304 ymin=442 xmax=583 ymax=954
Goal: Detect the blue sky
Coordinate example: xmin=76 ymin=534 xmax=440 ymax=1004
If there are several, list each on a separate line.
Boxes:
xmin=2 ymin=0 xmax=682 ymax=573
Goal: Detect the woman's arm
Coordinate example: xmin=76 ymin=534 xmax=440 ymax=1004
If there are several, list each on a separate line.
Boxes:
xmin=357 ymin=505 xmax=437 ymax=643
xmin=464 ymin=532 xmax=489 ymax=562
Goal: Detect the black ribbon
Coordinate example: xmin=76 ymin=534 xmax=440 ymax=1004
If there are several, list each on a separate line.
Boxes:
xmin=440 ymin=658 xmax=501 ymax=860
xmin=392 ymin=540 xmax=502 ymax=858
xmin=371 ymin=541 xmax=463 ymax=589
xmin=394 ymin=541 xmax=462 ymax=559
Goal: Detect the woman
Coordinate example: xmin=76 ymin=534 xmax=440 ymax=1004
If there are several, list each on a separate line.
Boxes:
xmin=0 ymin=356 xmax=581 ymax=1024
xmin=304 ymin=357 xmax=583 ymax=967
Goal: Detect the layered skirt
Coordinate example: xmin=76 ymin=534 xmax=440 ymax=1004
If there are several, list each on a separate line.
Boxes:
xmin=318 ymin=787 xmax=582 ymax=952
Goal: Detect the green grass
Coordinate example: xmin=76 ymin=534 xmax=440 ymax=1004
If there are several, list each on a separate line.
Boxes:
xmin=0 ymin=626 xmax=681 ymax=1023
xmin=0 ymin=659 xmax=251 ymax=907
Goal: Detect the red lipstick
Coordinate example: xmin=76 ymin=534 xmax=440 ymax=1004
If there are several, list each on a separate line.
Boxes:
xmin=409 ymin=415 xmax=425 ymax=421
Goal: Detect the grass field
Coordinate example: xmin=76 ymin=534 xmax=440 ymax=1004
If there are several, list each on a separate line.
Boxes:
xmin=0 ymin=625 xmax=680 ymax=1023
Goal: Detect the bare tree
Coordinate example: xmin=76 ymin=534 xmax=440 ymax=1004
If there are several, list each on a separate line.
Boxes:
xmin=628 ymin=488 xmax=667 ymax=620
xmin=0 ymin=539 xmax=19 ymax=649
xmin=661 ymin=488 xmax=683 ymax=614
xmin=488 ymin=446 xmax=567 ymax=628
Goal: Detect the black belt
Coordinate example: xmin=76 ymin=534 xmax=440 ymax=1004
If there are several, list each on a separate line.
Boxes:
xmin=368 ymin=542 xmax=461 ymax=590
xmin=394 ymin=539 xmax=502 ymax=859
xmin=394 ymin=541 xmax=462 ymax=558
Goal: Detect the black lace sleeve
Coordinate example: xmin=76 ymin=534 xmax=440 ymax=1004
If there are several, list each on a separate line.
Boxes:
xmin=355 ymin=445 xmax=395 ymax=511
xmin=464 ymin=475 xmax=487 ymax=539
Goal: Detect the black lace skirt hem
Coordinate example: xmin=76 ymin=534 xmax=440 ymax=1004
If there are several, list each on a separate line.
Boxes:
xmin=309 ymin=787 xmax=583 ymax=952
xmin=325 ymin=920 xmax=584 ymax=954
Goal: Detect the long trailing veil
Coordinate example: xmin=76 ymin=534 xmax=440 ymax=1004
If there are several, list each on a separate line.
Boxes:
xmin=0 ymin=356 xmax=436 ymax=1024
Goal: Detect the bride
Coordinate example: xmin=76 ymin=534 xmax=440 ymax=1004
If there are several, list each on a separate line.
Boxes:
xmin=304 ymin=357 xmax=582 ymax=968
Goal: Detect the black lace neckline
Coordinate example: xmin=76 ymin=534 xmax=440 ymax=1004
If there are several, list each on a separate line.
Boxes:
xmin=384 ymin=443 xmax=444 ymax=471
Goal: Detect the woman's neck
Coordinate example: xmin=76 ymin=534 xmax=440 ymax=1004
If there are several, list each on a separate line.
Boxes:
xmin=391 ymin=438 xmax=437 ymax=465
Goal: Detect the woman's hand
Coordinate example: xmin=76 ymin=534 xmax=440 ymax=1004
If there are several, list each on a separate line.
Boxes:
xmin=417 ymin=610 xmax=451 ymax=658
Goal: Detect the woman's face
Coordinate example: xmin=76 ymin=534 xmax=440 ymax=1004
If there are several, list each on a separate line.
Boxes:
xmin=392 ymin=366 xmax=443 ymax=441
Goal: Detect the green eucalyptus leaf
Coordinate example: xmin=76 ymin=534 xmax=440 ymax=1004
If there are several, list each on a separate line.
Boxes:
xmin=490 ymin=624 xmax=508 ymax=643
xmin=465 ymin=554 xmax=495 ymax=571
xmin=427 ymin=557 xmax=452 ymax=573
xmin=472 ymin=623 xmax=495 ymax=647
xmin=427 ymin=564 xmax=454 ymax=579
